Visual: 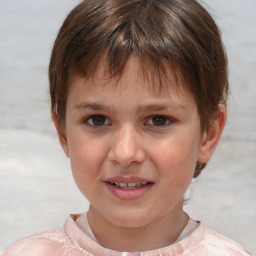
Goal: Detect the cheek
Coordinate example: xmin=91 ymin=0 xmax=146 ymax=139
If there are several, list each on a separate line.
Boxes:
xmin=67 ymin=132 xmax=108 ymax=178
xmin=67 ymin=134 xmax=108 ymax=198
xmin=151 ymin=136 xmax=199 ymax=177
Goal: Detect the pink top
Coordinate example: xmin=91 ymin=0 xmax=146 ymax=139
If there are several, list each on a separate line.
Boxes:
xmin=3 ymin=213 xmax=252 ymax=256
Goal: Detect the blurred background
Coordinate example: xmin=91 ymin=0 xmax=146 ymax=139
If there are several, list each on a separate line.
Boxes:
xmin=0 ymin=0 xmax=255 ymax=254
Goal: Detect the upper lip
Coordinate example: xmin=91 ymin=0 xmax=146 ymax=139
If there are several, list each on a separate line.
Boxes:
xmin=104 ymin=176 xmax=152 ymax=183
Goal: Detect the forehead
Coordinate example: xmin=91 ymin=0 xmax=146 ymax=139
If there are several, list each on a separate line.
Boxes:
xmin=69 ymin=56 xmax=191 ymax=99
xmin=67 ymin=56 xmax=197 ymax=114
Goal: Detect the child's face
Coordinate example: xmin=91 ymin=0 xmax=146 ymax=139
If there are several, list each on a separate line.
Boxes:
xmin=56 ymin=57 xmax=219 ymax=229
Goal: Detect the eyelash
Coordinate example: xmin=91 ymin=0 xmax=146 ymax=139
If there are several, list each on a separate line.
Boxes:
xmin=83 ymin=115 xmax=111 ymax=127
xmin=145 ymin=115 xmax=173 ymax=128
xmin=83 ymin=115 xmax=174 ymax=128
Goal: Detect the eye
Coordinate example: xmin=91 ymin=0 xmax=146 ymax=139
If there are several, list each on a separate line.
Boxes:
xmin=84 ymin=115 xmax=111 ymax=126
xmin=146 ymin=115 xmax=172 ymax=127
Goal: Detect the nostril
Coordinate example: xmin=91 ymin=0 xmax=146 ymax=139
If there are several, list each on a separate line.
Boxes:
xmin=108 ymin=148 xmax=146 ymax=167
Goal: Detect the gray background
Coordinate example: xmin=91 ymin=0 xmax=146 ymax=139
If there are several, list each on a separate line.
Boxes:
xmin=0 ymin=0 xmax=255 ymax=254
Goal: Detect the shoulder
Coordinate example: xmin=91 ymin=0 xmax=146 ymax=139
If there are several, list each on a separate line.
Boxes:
xmin=193 ymin=223 xmax=252 ymax=256
xmin=2 ymin=227 xmax=76 ymax=256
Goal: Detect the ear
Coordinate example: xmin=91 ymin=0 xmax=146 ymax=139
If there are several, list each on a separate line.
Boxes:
xmin=51 ymin=111 xmax=70 ymax=157
xmin=197 ymin=105 xmax=227 ymax=163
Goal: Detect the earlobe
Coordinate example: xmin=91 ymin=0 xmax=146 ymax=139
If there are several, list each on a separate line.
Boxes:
xmin=51 ymin=111 xmax=70 ymax=157
xmin=198 ymin=105 xmax=227 ymax=163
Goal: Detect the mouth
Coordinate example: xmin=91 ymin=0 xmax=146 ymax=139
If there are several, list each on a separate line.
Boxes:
xmin=106 ymin=181 xmax=151 ymax=190
xmin=104 ymin=179 xmax=154 ymax=200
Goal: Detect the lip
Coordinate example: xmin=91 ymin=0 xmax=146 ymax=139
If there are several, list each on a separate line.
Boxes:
xmin=104 ymin=176 xmax=154 ymax=200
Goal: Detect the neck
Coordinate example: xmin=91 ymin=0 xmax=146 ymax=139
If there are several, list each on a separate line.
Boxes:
xmin=87 ymin=204 xmax=188 ymax=252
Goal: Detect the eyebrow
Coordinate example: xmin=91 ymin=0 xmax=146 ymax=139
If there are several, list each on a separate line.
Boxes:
xmin=75 ymin=103 xmax=110 ymax=111
xmin=74 ymin=102 xmax=186 ymax=113
xmin=136 ymin=103 xmax=186 ymax=112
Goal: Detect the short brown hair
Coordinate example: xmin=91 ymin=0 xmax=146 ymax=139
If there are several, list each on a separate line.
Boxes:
xmin=49 ymin=0 xmax=228 ymax=177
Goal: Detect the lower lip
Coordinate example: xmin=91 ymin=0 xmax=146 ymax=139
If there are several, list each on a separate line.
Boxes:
xmin=105 ymin=182 xmax=154 ymax=200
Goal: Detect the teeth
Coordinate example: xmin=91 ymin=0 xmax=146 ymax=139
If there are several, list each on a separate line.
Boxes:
xmin=128 ymin=182 xmax=137 ymax=187
xmin=136 ymin=182 xmax=148 ymax=186
xmin=109 ymin=181 xmax=148 ymax=188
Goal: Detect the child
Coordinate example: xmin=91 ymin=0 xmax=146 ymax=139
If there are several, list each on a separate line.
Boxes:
xmin=3 ymin=0 xmax=252 ymax=255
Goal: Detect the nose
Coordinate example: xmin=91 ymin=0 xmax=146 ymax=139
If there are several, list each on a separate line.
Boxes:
xmin=108 ymin=124 xmax=146 ymax=167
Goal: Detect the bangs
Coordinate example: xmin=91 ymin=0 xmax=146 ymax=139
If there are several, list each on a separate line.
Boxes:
xmin=65 ymin=0 xmax=189 ymax=94
xmin=74 ymin=53 xmax=184 ymax=96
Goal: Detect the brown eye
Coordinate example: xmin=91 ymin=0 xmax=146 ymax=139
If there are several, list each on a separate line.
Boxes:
xmin=92 ymin=116 xmax=105 ymax=125
xmin=146 ymin=116 xmax=171 ymax=127
xmin=152 ymin=116 xmax=167 ymax=126
xmin=86 ymin=115 xmax=110 ymax=126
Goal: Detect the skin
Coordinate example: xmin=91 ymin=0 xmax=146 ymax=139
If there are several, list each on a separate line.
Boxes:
xmin=52 ymin=57 xmax=226 ymax=252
